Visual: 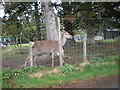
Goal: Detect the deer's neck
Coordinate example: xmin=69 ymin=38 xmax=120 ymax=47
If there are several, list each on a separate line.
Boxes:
xmin=61 ymin=34 xmax=67 ymax=46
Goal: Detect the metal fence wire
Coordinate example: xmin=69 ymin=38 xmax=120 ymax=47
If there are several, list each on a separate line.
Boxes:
xmin=61 ymin=18 xmax=120 ymax=65
xmin=2 ymin=18 xmax=120 ymax=67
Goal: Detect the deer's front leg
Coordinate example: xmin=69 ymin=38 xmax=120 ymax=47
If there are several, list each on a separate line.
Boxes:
xmin=61 ymin=48 xmax=65 ymax=63
xmin=33 ymin=55 xmax=37 ymax=67
xmin=52 ymin=53 xmax=54 ymax=67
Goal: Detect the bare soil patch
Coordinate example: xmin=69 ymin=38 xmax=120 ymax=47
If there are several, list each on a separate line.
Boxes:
xmin=52 ymin=75 xmax=118 ymax=88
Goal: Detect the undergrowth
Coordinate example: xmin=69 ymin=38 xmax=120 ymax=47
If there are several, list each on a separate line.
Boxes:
xmin=1 ymin=55 xmax=119 ymax=88
xmin=90 ymin=55 xmax=119 ymax=63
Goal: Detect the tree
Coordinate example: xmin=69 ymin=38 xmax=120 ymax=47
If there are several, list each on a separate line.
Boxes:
xmin=59 ymin=2 xmax=101 ymax=38
xmin=41 ymin=2 xmax=58 ymax=40
xmin=94 ymin=2 xmax=120 ymax=19
xmin=55 ymin=2 xmax=120 ymax=38
xmin=3 ymin=2 xmax=43 ymax=41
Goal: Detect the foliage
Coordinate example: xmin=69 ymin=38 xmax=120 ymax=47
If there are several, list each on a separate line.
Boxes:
xmin=103 ymin=55 xmax=119 ymax=61
xmin=3 ymin=2 xmax=45 ymax=44
xmin=20 ymin=66 xmax=30 ymax=72
xmin=2 ymin=54 xmax=118 ymax=81
xmin=1 ymin=53 xmax=119 ymax=88
xmin=12 ymin=69 xmax=24 ymax=77
xmin=2 ymin=66 xmax=41 ymax=81
xmin=90 ymin=57 xmax=103 ymax=63
xmin=101 ymin=39 xmax=118 ymax=43
xmin=2 ymin=68 xmax=12 ymax=80
xmin=21 ymin=66 xmax=39 ymax=73
xmin=60 ymin=64 xmax=72 ymax=74
xmin=90 ymin=55 xmax=119 ymax=63
xmin=38 ymin=65 xmax=46 ymax=70
xmin=60 ymin=2 xmax=120 ymax=38
xmin=28 ymin=66 xmax=38 ymax=73
xmin=75 ymin=62 xmax=80 ymax=67
xmin=2 ymin=62 xmax=118 ymax=88
xmin=73 ymin=34 xmax=85 ymax=42
xmin=60 ymin=2 xmax=120 ymax=18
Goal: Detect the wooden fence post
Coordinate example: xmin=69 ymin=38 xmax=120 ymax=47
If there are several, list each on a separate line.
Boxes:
xmin=83 ymin=33 xmax=87 ymax=62
xmin=57 ymin=17 xmax=63 ymax=66
xmin=29 ymin=42 xmax=33 ymax=67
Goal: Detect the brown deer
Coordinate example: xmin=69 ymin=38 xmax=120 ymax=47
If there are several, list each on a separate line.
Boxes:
xmin=24 ymin=30 xmax=72 ymax=67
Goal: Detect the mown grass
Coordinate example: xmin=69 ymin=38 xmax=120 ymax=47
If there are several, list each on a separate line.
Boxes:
xmin=2 ymin=61 xmax=118 ymax=88
xmin=2 ymin=44 xmax=29 ymax=61
xmin=100 ymin=39 xmax=118 ymax=43
xmin=2 ymin=44 xmax=29 ymax=51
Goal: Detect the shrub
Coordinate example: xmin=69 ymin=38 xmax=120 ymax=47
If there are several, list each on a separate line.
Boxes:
xmin=90 ymin=55 xmax=119 ymax=63
xmin=38 ymin=65 xmax=46 ymax=70
xmin=2 ymin=66 xmax=39 ymax=81
xmin=90 ymin=57 xmax=102 ymax=63
xmin=21 ymin=66 xmax=30 ymax=72
xmin=75 ymin=63 xmax=80 ymax=67
xmin=60 ymin=64 xmax=72 ymax=74
xmin=2 ymin=68 xmax=12 ymax=80
xmin=103 ymin=55 xmax=119 ymax=61
xmin=12 ymin=69 xmax=23 ymax=77
xmin=21 ymin=66 xmax=38 ymax=73
xmin=28 ymin=66 xmax=38 ymax=73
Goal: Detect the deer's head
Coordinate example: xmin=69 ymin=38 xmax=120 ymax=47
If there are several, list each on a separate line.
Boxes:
xmin=62 ymin=30 xmax=72 ymax=39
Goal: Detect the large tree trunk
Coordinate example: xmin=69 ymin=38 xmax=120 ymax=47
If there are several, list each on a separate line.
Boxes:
xmin=41 ymin=2 xmax=58 ymax=40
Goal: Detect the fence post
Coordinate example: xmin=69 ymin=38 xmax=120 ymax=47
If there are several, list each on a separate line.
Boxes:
xmin=83 ymin=33 xmax=87 ymax=62
xmin=57 ymin=17 xmax=63 ymax=66
xmin=29 ymin=42 xmax=33 ymax=67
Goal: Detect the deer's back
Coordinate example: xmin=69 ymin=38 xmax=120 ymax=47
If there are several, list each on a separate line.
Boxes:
xmin=32 ymin=40 xmax=59 ymax=54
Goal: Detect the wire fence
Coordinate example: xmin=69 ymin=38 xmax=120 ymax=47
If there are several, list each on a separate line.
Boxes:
xmin=2 ymin=18 xmax=120 ymax=68
xmin=60 ymin=18 xmax=120 ymax=65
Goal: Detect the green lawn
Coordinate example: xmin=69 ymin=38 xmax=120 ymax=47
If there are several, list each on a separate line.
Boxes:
xmin=2 ymin=44 xmax=29 ymax=51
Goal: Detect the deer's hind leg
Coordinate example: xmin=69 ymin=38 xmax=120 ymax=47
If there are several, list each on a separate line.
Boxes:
xmin=51 ymin=53 xmax=54 ymax=67
xmin=61 ymin=48 xmax=65 ymax=63
xmin=24 ymin=55 xmax=30 ymax=66
xmin=33 ymin=55 xmax=37 ymax=67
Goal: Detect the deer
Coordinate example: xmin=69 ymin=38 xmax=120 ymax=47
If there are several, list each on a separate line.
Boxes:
xmin=24 ymin=30 xmax=72 ymax=67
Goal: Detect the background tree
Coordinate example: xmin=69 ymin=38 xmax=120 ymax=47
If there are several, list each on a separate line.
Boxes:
xmin=2 ymin=2 xmax=120 ymax=43
xmin=41 ymin=2 xmax=59 ymax=40
xmin=3 ymin=2 xmax=44 ymax=41
xmin=54 ymin=2 xmax=120 ymax=38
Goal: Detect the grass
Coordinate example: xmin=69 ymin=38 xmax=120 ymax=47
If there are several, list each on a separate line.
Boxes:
xmin=100 ymin=39 xmax=118 ymax=43
xmin=2 ymin=61 xmax=118 ymax=88
xmin=1 ymin=40 xmax=119 ymax=88
xmin=2 ymin=43 xmax=29 ymax=51
xmin=2 ymin=43 xmax=29 ymax=61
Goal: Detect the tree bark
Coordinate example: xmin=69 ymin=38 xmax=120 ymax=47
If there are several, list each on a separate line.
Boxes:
xmin=42 ymin=2 xmax=58 ymax=40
